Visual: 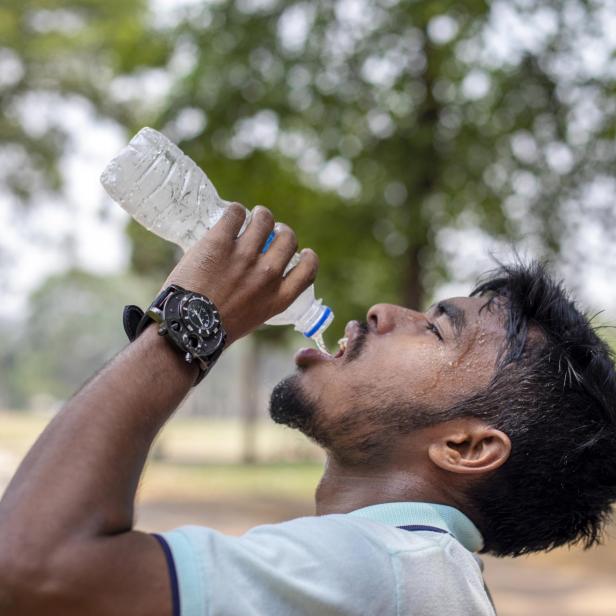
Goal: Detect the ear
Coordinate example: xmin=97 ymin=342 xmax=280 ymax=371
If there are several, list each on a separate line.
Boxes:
xmin=427 ymin=418 xmax=511 ymax=476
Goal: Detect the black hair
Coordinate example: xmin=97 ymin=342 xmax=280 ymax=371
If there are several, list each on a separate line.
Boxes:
xmin=449 ymin=261 xmax=616 ymax=556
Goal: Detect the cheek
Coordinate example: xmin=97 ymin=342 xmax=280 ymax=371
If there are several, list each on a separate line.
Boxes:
xmin=431 ymin=349 xmax=498 ymax=408
xmin=345 ymin=345 xmax=453 ymax=409
xmin=356 ymin=341 xmax=490 ymax=411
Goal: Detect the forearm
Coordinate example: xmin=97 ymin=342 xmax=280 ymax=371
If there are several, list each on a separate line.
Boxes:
xmin=0 ymin=325 xmax=197 ymax=547
xmin=0 ymin=204 xmax=317 ymax=615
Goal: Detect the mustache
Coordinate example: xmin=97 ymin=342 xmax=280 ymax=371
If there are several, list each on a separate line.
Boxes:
xmin=344 ymin=321 xmax=369 ymax=362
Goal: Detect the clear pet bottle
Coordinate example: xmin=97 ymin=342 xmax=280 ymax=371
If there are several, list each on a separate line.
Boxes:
xmin=100 ymin=127 xmax=333 ymax=344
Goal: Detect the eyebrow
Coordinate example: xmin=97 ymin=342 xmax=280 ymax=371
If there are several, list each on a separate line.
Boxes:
xmin=432 ymin=301 xmax=467 ymax=339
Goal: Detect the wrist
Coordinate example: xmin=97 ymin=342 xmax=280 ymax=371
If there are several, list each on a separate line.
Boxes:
xmin=124 ymin=285 xmax=227 ymax=386
xmin=136 ymin=323 xmax=200 ymax=387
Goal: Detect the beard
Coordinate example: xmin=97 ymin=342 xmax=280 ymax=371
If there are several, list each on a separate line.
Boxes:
xmin=269 ymin=374 xmax=319 ymax=435
xmin=269 ymin=373 xmax=437 ymax=467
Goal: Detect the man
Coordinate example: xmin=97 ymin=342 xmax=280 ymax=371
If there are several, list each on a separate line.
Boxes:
xmin=1 ymin=203 xmax=616 ymax=615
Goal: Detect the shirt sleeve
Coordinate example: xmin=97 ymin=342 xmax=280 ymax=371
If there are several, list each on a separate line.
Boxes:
xmin=159 ymin=516 xmax=396 ymax=616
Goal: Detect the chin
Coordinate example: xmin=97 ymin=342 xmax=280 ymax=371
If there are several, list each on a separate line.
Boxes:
xmin=269 ymin=375 xmax=315 ymax=430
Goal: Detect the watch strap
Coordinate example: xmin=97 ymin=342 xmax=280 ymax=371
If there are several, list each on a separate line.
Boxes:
xmin=123 ymin=285 xmax=183 ymax=341
xmin=122 ymin=284 xmax=225 ymax=386
xmin=194 ymin=342 xmax=225 ymax=385
xmin=123 ymin=304 xmax=145 ymax=342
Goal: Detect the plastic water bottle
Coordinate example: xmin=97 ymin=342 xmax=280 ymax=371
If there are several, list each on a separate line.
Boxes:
xmin=100 ymin=127 xmax=333 ymax=347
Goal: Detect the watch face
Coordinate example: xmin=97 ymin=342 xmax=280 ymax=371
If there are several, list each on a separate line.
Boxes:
xmin=181 ymin=296 xmax=220 ymax=336
xmin=163 ymin=292 xmax=225 ymax=360
xmin=185 ymin=298 xmax=215 ymax=332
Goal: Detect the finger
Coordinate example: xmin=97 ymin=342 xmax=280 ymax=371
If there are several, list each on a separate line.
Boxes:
xmin=240 ymin=205 xmax=275 ymax=254
xmin=210 ymin=202 xmax=248 ymax=239
xmin=277 ymin=248 xmax=319 ymax=308
xmin=262 ymin=223 xmax=298 ymax=275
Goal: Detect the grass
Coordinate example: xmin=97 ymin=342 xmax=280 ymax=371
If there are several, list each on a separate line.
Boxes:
xmin=0 ymin=410 xmax=51 ymax=456
xmin=0 ymin=410 xmax=324 ymax=503
xmin=141 ymin=460 xmax=322 ymax=502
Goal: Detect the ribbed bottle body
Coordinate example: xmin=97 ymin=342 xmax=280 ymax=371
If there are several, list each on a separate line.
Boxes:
xmin=101 ymin=128 xmax=333 ymax=337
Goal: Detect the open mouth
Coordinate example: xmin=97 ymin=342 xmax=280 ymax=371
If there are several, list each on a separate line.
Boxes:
xmin=294 ymin=335 xmax=349 ymax=367
xmin=294 ymin=322 xmax=361 ymax=368
xmin=334 ymin=336 xmax=348 ymax=359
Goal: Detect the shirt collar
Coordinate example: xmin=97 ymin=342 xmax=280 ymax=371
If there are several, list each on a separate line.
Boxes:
xmin=347 ymin=502 xmax=483 ymax=552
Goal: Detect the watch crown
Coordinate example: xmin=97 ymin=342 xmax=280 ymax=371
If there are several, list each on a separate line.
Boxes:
xmin=158 ymin=324 xmax=168 ymax=336
xmin=185 ymin=352 xmax=193 ymax=364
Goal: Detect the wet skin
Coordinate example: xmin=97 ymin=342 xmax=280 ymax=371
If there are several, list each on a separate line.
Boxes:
xmin=294 ymin=296 xmax=509 ymax=424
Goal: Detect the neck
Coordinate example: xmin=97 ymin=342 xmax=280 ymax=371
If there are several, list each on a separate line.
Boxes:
xmin=315 ymin=455 xmax=451 ymax=516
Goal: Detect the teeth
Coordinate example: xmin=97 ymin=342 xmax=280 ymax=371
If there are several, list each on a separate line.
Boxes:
xmin=338 ymin=337 xmax=348 ymax=353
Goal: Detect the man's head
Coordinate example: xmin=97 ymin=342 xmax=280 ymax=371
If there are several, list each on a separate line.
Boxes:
xmin=269 ymin=261 xmax=616 ymax=557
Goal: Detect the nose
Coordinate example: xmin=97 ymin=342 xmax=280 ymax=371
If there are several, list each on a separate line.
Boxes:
xmin=367 ymin=303 xmax=425 ymax=335
xmin=367 ymin=303 xmax=395 ymax=334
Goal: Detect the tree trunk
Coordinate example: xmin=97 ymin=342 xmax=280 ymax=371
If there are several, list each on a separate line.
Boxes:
xmin=403 ymin=245 xmax=424 ymax=309
xmin=400 ymin=33 xmax=439 ymax=311
xmin=240 ymin=335 xmax=260 ymax=464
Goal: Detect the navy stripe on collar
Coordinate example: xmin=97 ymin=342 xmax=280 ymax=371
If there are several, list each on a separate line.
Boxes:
xmin=397 ymin=524 xmax=449 ymax=534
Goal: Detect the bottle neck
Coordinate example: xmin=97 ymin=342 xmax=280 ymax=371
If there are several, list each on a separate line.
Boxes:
xmin=295 ymin=300 xmax=334 ymax=338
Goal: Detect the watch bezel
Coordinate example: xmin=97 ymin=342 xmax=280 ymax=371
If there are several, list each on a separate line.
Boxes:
xmin=161 ymin=291 xmax=226 ymax=361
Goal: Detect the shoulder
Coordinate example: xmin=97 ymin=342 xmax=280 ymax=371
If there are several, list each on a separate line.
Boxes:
xmin=168 ymin=514 xmax=395 ymax=563
xmin=161 ymin=516 xmax=398 ymax=616
xmin=166 ymin=514 xmax=473 ymax=564
xmin=160 ymin=517 xmax=494 ymax=616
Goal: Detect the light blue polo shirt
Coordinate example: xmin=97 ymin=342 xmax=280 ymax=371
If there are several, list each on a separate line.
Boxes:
xmin=156 ymin=502 xmax=496 ymax=616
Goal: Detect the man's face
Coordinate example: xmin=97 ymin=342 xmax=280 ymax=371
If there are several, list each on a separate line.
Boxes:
xmin=270 ymin=296 xmax=509 ymax=464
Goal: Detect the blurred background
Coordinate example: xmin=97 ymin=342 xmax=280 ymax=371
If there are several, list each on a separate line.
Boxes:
xmin=2 ymin=0 xmax=616 ymax=613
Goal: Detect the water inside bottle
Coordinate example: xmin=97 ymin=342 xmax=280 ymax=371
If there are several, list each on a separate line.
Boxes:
xmin=313 ymin=332 xmax=331 ymax=356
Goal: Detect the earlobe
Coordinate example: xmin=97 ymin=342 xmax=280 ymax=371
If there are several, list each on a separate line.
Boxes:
xmin=428 ymin=423 xmax=511 ymax=476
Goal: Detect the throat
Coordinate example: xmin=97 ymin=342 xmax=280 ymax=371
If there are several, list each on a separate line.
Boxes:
xmin=315 ymin=458 xmax=432 ymax=516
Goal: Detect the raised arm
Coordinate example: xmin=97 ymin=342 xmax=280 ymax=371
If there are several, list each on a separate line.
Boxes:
xmin=0 ymin=204 xmax=318 ymax=615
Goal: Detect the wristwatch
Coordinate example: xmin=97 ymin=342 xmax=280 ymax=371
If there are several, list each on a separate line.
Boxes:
xmin=123 ymin=284 xmax=227 ymax=385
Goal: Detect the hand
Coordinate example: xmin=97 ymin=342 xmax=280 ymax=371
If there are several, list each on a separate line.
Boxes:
xmin=163 ymin=203 xmax=319 ymax=345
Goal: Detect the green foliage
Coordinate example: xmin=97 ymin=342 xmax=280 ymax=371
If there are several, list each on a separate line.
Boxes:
xmin=0 ymin=0 xmax=171 ymax=203
xmin=4 ymin=0 xmax=616 ymax=368
xmin=126 ymin=219 xmax=180 ymax=279
xmin=132 ymin=0 xmax=616 ymax=334
xmin=0 ymin=270 xmax=158 ymax=406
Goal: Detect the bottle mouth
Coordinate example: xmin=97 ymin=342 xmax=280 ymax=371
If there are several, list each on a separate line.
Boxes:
xmin=304 ymin=306 xmax=334 ymax=338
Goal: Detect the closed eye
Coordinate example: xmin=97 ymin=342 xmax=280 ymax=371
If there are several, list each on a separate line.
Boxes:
xmin=426 ymin=321 xmax=443 ymax=341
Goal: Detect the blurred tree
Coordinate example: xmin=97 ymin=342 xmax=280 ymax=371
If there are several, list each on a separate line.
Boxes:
xmin=4 ymin=0 xmax=615 ymax=334
xmin=120 ymin=0 xmax=616 ymax=460
xmin=0 ymin=270 xmax=157 ymax=407
xmin=3 ymin=0 xmax=616 ymax=450
xmin=139 ymin=0 xmax=616 ymax=323
xmin=0 ymin=0 xmax=170 ymax=203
